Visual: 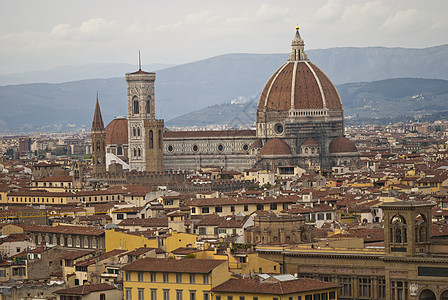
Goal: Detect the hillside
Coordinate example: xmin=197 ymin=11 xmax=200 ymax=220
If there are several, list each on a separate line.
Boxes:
xmin=167 ymin=78 xmax=448 ymax=127
xmin=1 ymin=44 xmax=448 ymax=132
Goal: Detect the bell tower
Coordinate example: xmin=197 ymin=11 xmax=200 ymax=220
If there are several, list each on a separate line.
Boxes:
xmin=91 ymin=96 xmax=106 ymax=177
xmin=126 ymin=54 xmax=163 ymax=172
xmin=381 ymin=200 xmax=435 ymax=257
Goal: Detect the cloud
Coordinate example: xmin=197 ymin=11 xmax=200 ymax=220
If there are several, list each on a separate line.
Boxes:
xmin=313 ymin=0 xmax=344 ymax=23
xmin=51 ymin=18 xmax=120 ymax=41
xmin=381 ymin=9 xmax=432 ymax=34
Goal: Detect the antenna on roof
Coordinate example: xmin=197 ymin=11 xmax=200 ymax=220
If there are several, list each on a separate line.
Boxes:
xmin=139 ymin=50 xmax=142 ymax=71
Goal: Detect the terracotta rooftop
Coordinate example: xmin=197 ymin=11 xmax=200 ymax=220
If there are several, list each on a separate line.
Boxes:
xmin=164 ymin=130 xmax=256 ymax=139
xmin=54 ymin=283 xmax=116 ymax=295
xmin=212 ymin=277 xmax=339 ymax=294
xmin=121 ymin=257 xmax=226 ymax=273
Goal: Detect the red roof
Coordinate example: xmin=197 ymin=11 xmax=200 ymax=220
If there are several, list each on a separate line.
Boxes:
xmin=212 ymin=277 xmax=339 ymax=294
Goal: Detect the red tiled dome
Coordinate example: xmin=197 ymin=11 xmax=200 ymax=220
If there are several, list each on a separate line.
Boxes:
xmin=106 ymin=117 xmax=128 ymax=145
xmin=260 ymin=139 xmax=292 ymax=156
xmin=329 ymin=136 xmax=358 ymax=154
xmin=257 ymin=61 xmax=342 ymax=113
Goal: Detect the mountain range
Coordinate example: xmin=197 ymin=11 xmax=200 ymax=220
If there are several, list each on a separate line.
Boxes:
xmin=1 ymin=44 xmax=448 ymax=132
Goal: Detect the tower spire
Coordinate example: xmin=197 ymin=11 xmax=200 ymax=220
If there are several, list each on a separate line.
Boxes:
xmin=92 ymin=94 xmax=104 ymax=131
xmin=288 ymin=24 xmax=308 ymax=61
xmin=139 ymin=50 xmax=142 ymax=71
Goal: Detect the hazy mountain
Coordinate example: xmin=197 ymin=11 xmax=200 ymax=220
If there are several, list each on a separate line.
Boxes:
xmin=1 ymin=44 xmax=448 ymax=132
xmin=167 ymin=78 xmax=448 ymax=127
xmin=0 ymin=63 xmax=174 ymax=86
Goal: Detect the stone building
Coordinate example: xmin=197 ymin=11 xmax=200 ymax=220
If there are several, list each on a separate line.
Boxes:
xmin=94 ymin=26 xmax=360 ymax=174
xmin=245 ymin=214 xmax=313 ymax=244
xmin=257 ymin=200 xmax=448 ymax=300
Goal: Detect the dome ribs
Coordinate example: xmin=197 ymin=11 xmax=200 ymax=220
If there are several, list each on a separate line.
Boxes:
xmin=309 ymin=63 xmax=343 ymax=110
xmin=266 ymin=63 xmax=294 ymax=111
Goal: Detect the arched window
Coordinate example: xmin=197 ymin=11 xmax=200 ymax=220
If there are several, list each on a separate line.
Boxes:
xmin=133 ymin=128 xmax=136 ymax=137
xmin=117 ymin=146 xmax=123 ymax=155
xmin=133 ymin=96 xmax=139 ymax=114
xmin=133 ymin=148 xmax=137 ymax=157
xmin=96 ymin=141 xmax=101 ymax=151
xmin=391 ymin=215 xmax=407 ymax=243
xmin=149 ymin=130 xmax=154 ymax=149
xmin=137 ymin=127 xmax=141 ymax=136
xmin=146 ymin=98 xmax=151 ymax=114
xmin=100 ymin=293 xmax=106 ymax=300
xmin=138 ymin=148 xmax=141 ymax=157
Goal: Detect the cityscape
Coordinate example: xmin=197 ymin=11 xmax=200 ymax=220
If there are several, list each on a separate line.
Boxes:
xmin=1 ymin=1 xmax=448 ymax=300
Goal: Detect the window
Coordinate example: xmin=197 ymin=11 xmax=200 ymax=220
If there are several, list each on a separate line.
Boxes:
xmin=358 ymin=278 xmax=372 ymax=298
xmin=203 ymin=274 xmax=209 ymax=284
xmin=215 ymin=206 xmax=222 ymax=213
xmin=139 ymin=289 xmax=145 ymax=300
xmin=12 ymin=267 xmax=26 ymax=276
xmin=100 ymin=293 xmax=106 ymax=300
xmin=189 ymin=291 xmax=196 ymax=300
xmin=133 ymin=97 xmax=139 ymax=114
xmin=151 ymin=289 xmax=157 ymax=300
xmin=318 ymin=213 xmax=324 ymax=220
xmin=117 ymin=213 xmax=124 ymax=220
xmin=270 ymin=203 xmax=277 ymax=210
xmin=339 ymin=277 xmax=352 ymax=297
xmin=176 ymin=290 xmax=183 ymax=300
xmin=176 ymin=273 xmax=182 ymax=283
xmin=227 ymin=297 xmax=233 ymax=300
xmin=326 ymin=213 xmax=332 ymax=220
xmin=198 ymin=228 xmax=206 ymax=235
xmin=163 ymin=290 xmax=170 ymax=300
xmin=253 ymin=297 xmax=258 ymax=300
xmin=163 ymin=273 xmax=169 ymax=283
xmin=257 ymin=204 xmax=264 ymax=211
xmin=305 ymin=296 xmax=312 ymax=300
xmin=191 ymin=208 xmax=196 ymax=214
xmin=149 ymin=130 xmax=154 ymax=149
xmin=146 ymin=99 xmax=151 ymax=114
xmin=151 ymin=273 xmax=156 ymax=282
xmin=138 ymin=272 xmax=144 ymax=282
xmin=189 ymin=274 xmax=195 ymax=284
xmin=328 ymin=292 xmax=335 ymax=300
xmin=231 ymin=206 xmax=235 ymax=212
xmin=126 ymin=288 xmax=132 ymax=300
xmin=126 ymin=272 xmax=131 ymax=281
xmin=378 ymin=278 xmax=386 ymax=299
xmin=244 ymin=205 xmax=248 ymax=211
xmin=240 ymin=297 xmax=245 ymax=300
xmin=391 ymin=281 xmax=408 ymax=300
xmin=202 ymin=207 xmax=209 ymax=214
xmin=313 ymin=294 xmax=320 ymax=300
xmin=203 ymin=292 xmax=210 ymax=300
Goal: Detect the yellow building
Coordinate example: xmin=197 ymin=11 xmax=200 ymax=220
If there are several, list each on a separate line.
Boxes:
xmin=121 ymin=258 xmax=231 ymax=300
xmin=212 ymin=275 xmax=338 ymax=300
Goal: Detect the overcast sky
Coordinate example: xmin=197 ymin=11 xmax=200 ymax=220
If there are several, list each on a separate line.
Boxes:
xmin=1 ymin=0 xmax=446 ymax=74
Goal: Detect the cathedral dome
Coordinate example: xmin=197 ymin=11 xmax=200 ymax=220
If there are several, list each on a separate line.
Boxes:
xmin=106 ymin=116 xmax=128 ymax=145
xmin=260 ymin=138 xmax=292 ymax=156
xmin=329 ymin=136 xmax=358 ymax=154
xmin=257 ymin=27 xmax=342 ymax=114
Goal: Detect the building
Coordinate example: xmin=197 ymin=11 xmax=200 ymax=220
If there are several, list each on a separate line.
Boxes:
xmin=94 ymin=26 xmax=360 ymax=175
xmin=256 ymin=200 xmax=448 ymax=300
xmin=212 ymin=274 xmax=338 ymax=300
xmin=121 ymin=257 xmax=231 ymax=300
xmin=53 ymin=283 xmax=121 ymax=300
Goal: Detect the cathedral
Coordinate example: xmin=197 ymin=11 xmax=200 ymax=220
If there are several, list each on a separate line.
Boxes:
xmin=92 ymin=26 xmax=360 ymax=175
